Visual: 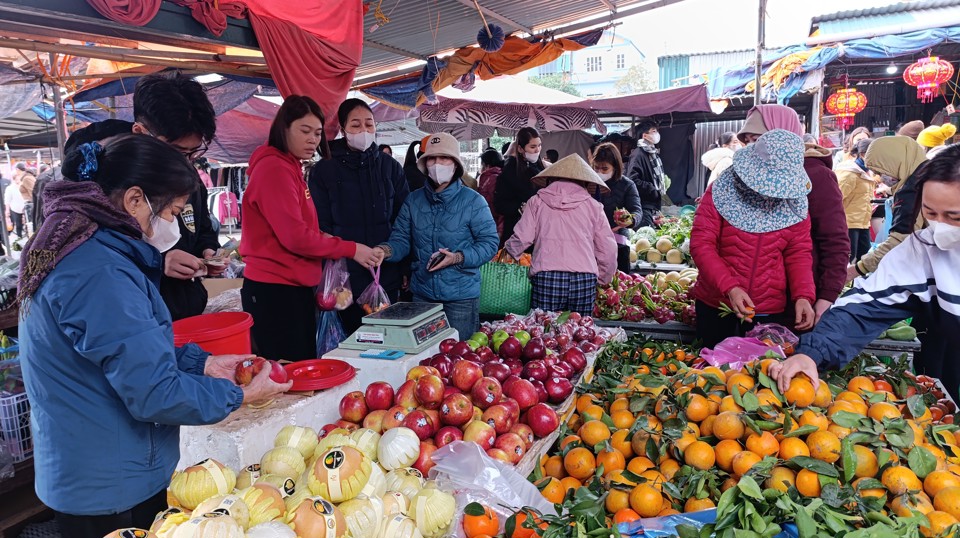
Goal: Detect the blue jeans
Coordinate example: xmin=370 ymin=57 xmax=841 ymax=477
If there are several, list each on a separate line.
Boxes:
xmin=414 ymin=295 xmax=479 ymax=340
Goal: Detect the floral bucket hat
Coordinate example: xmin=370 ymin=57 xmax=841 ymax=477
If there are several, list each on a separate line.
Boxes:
xmin=712 ymin=129 xmax=811 ymax=233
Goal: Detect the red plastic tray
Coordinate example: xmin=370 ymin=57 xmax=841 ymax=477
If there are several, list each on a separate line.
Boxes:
xmin=284 ymin=359 xmax=356 ymax=392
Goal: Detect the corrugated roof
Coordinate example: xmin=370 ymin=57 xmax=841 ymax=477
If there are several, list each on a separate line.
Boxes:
xmin=356 ymin=0 xmax=681 ymax=82
xmin=658 ymin=48 xmax=753 ymax=61
xmin=812 ymin=0 xmax=960 ymax=24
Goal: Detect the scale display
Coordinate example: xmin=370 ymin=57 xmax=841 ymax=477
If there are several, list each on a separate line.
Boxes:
xmin=339 ymin=302 xmax=457 ymax=354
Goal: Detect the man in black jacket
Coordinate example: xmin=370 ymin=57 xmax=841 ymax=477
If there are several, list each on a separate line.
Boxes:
xmin=625 ymin=120 xmax=665 ymax=227
xmin=64 ymin=72 xmax=222 ymax=320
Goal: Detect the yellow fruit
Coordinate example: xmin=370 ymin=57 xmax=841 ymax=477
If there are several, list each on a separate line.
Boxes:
xmin=684 ymin=497 xmax=715 ymax=512
xmin=731 ymin=451 xmax=762 ymax=477
xmin=629 ymin=485 xmax=663 ymax=518
xmin=715 ymin=440 xmax=743 ymax=473
xmin=891 ymin=493 xmax=934 ymax=517
xmin=934 ymin=486 xmax=960 ymax=520
xmin=796 ymin=469 xmax=822 ymax=497
xmin=765 ymin=467 xmax=796 ymax=493
xmin=745 ymin=432 xmax=779 ymax=458
xmin=713 ymin=412 xmax=745 ymax=441
xmin=779 ymin=437 xmax=810 ymax=460
xmin=853 ymin=445 xmax=879 ymax=479
xmin=807 ymin=431 xmax=841 ymax=463
xmin=922 ymin=511 xmax=959 ymax=537
xmin=926 ymin=471 xmax=960 ymax=498
xmin=882 ymin=466 xmax=923 ymax=496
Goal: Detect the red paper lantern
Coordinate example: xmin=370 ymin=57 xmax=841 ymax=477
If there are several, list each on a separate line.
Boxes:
xmin=903 ymin=56 xmax=955 ymax=103
xmin=825 ymin=88 xmax=868 ymax=130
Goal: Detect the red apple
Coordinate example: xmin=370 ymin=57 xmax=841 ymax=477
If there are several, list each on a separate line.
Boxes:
xmin=500 ymin=398 xmax=521 ymax=422
xmin=439 ymin=338 xmax=457 ymax=354
xmin=579 ymin=341 xmax=599 ymax=354
xmin=504 ymin=360 xmax=524 ymax=377
xmin=463 ymin=420 xmax=496 ymax=450
xmin=525 ymin=403 xmax=560 ymax=438
xmin=383 ymin=405 xmax=409 ymax=430
xmin=529 ymin=327 xmax=544 ymax=338
xmin=440 ymin=393 xmax=474 ymax=426
xmin=471 ymin=377 xmax=503 ymax=409
xmin=472 ymin=406 xmax=483 ymax=422
xmin=574 ymin=327 xmax=596 ymax=342
xmin=498 ymin=337 xmax=522 ymax=361
xmin=529 ymin=379 xmax=548 ymax=403
xmin=461 ymin=352 xmax=481 ymax=364
xmin=494 ymin=432 xmax=526 ymax=464
xmin=403 ymin=410 xmax=437 ymax=440
xmin=406 ymin=365 xmax=441 ymax=382
xmin=422 ymin=409 xmax=441 ymax=429
xmin=414 ymin=374 xmax=445 ymax=409
xmin=396 ymin=380 xmax=419 ymax=410
xmin=364 ymin=382 xmax=395 ymax=411
xmin=443 ymin=386 xmax=462 ymax=398
xmin=522 ymin=360 xmax=549 ymax=383
xmin=482 ymin=361 xmax=511 ymax=383
xmin=476 ymin=346 xmax=495 ymax=363
xmin=428 ymin=355 xmax=453 ymax=379
xmin=317 ymin=423 xmax=338 ymax=438
xmin=486 ymin=448 xmax=513 ymax=464
xmin=334 ymin=419 xmax=359 ymax=432
xmin=546 ymin=377 xmax=574 ymax=404
xmin=413 ymin=440 xmax=438 ymax=475
xmin=434 ymin=426 xmax=464 ymax=448
xmin=503 ymin=378 xmax=539 ymax=411
xmin=547 ymin=362 xmax=574 ymax=380
xmin=363 ymin=409 xmax=388 ymax=433
xmin=339 ymin=391 xmax=368 ymax=423
xmin=236 ymin=357 xmax=282 ymax=385
xmin=451 ymin=341 xmax=473 ymax=358
xmin=556 ymin=334 xmax=571 ymax=348
xmin=561 ymin=348 xmax=587 ymax=373
xmin=522 ymin=338 xmax=547 ymax=362
xmin=452 ymin=360 xmax=484 ymax=392
xmin=542 ymin=337 xmax=558 ymax=351
xmin=482 ymin=404 xmax=514 ymax=435
xmin=510 ymin=423 xmax=535 ymax=449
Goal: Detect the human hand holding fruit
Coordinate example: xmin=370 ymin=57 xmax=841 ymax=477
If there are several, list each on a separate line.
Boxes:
xmin=794 ymin=298 xmax=815 ymax=331
xmin=241 ymin=365 xmax=293 ymax=404
xmin=726 ymin=287 xmax=755 ymax=321
xmin=205 ymin=354 xmax=254 ymax=381
xmin=354 ymin=244 xmax=382 ymax=269
xmin=768 ymin=354 xmax=820 ymax=394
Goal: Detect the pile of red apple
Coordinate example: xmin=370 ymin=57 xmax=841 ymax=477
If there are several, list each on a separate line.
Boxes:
xmin=336 ymin=311 xmax=610 ymax=467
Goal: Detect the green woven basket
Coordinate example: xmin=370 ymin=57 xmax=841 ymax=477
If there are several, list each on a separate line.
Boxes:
xmin=479 ymin=259 xmax=531 ymax=316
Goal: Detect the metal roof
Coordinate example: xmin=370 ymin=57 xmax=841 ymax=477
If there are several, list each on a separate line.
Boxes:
xmin=812 ymin=0 xmax=960 ymax=24
xmin=356 ymin=0 xmax=684 ymax=83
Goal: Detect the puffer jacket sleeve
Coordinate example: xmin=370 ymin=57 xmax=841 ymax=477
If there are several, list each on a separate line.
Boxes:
xmin=383 ymin=196 xmax=415 ymax=261
xmin=806 ymin=163 xmax=850 ymax=302
xmin=593 ymin=205 xmax=619 ymax=285
xmin=690 ymin=189 xmax=740 ymax=296
xmin=308 ymin=165 xmax=333 ymax=233
xmin=461 ymin=194 xmax=499 ymax=269
xmin=621 ymin=178 xmax=643 ymax=231
xmin=857 ymin=173 xmax=923 ymax=275
xmin=782 ymin=218 xmax=816 ymax=303
xmin=59 ymin=265 xmax=243 ymax=426
xmin=176 ymin=344 xmax=209 ymax=376
xmin=390 ymin=160 xmax=410 ymax=222
xmin=505 ymin=197 xmax=538 ymax=260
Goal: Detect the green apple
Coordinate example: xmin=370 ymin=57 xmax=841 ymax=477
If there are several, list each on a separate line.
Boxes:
xmin=465 ymin=339 xmax=480 ymax=351
xmin=514 ymin=330 xmax=531 ymax=347
xmin=469 ymin=332 xmax=489 ymax=348
xmin=491 ymin=330 xmax=509 ymax=352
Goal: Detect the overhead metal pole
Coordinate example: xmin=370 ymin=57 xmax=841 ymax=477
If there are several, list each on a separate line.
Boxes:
xmin=754 ymin=0 xmax=767 ymax=106
xmin=48 ymin=53 xmax=66 ymax=158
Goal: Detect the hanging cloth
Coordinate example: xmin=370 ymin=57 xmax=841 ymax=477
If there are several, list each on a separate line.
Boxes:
xmin=168 ymin=0 xmax=247 ymax=36
xmin=85 ymin=0 xmax=161 ymax=26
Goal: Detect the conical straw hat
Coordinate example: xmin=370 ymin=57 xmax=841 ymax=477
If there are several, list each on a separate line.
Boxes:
xmin=531 ymin=154 xmax=610 ymax=194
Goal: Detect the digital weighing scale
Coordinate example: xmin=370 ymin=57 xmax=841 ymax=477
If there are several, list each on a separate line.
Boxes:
xmin=338 ymin=302 xmax=457 ymax=354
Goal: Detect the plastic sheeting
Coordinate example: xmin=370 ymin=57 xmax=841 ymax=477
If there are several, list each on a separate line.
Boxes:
xmin=571 ymin=85 xmax=712 ymax=118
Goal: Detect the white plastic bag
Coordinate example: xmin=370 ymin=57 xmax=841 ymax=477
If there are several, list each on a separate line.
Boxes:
xmin=429 ymin=441 xmax=554 ymax=538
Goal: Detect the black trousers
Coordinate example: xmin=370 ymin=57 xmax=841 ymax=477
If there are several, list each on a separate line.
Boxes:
xmin=616 ymin=243 xmax=632 ymax=273
xmin=242 ymin=278 xmax=317 ymax=361
xmin=695 ymin=300 xmax=789 ymax=349
xmin=10 ymin=210 xmax=22 ymax=237
xmin=55 ymin=489 xmax=166 ymax=538
xmin=849 ymin=228 xmax=871 ymax=263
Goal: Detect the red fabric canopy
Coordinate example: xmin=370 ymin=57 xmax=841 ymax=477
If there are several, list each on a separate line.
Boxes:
xmin=85 ymin=0 xmax=161 ymax=26
xmin=245 ymin=0 xmax=364 ymax=137
xmin=169 ymin=0 xmax=246 ymax=36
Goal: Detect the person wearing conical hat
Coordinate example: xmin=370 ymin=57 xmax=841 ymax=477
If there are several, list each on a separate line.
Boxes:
xmin=374 ymin=133 xmax=499 ymax=339
xmin=504 ymin=154 xmax=618 ymax=315
xmin=690 ymin=129 xmax=817 ymax=348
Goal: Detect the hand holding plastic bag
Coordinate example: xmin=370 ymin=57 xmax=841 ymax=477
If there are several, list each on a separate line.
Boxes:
xmin=358 ymin=266 xmax=390 ymax=315
xmin=316 ymin=258 xmax=353 ymax=311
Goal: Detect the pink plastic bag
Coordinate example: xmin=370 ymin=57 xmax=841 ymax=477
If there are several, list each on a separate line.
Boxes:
xmin=357 ymin=266 xmax=391 ymax=315
xmin=316 ymin=258 xmax=353 ymax=311
xmin=746 ymin=323 xmax=799 ymax=355
xmin=700 ymin=337 xmax=785 ymax=371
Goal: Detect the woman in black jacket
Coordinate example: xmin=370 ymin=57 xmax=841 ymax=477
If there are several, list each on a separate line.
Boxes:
xmin=494 ymin=127 xmax=545 ymax=248
xmin=593 ymin=143 xmax=642 ymax=272
xmin=309 ymin=99 xmax=410 ymax=333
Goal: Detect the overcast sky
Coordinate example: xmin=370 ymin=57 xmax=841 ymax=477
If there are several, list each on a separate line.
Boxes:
xmin=617 ymin=0 xmax=891 ymax=58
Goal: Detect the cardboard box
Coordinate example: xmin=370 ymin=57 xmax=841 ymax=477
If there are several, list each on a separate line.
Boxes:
xmin=203 ymin=278 xmax=243 ymax=298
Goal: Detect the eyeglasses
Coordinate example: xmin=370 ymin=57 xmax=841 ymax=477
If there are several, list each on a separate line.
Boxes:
xmin=136 ymin=123 xmax=209 ymax=161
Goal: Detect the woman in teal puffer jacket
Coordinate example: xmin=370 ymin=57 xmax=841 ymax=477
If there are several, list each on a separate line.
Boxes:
xmin=375 ymin=133 xmax=499 ymax=338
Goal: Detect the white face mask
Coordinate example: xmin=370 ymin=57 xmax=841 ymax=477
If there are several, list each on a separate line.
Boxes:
xmin=428 ymin=163 xmax=456 ymax=185
xmin=597 ymin=171 xmax=614 ymax=181
xmin=143 ymin=198 xmax=182 ymax=253
xmin=645 ymin=132 xmax=661 ymax=145
xmin=345 ymin=131 xmax=376 ymax=151
xmin=927 ymin=220 xmax=960 ymax=250
xmin=524 ymin=151 xmax=540 ymax=163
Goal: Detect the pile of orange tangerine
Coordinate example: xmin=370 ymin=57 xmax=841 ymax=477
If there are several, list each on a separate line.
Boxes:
xmin=533 ymin=357 xmax=960 ymax=537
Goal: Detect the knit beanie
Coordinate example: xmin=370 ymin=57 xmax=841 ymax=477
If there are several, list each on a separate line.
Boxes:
xmin=897 ymin=120 xmax=925 ymax=140
xmin=918 ymin=124 xmax=958 ymax=148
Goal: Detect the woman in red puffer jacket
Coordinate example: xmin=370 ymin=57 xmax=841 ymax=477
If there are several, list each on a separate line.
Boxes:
xmin=691 ymin=130 xmax=817 ymax=348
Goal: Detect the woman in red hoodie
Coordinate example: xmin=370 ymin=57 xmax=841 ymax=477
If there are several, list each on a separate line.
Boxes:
xmin=240 ymin=96 xmax=381 ymax=361
xmin=691 ymin=129 xmax=817 ymax=348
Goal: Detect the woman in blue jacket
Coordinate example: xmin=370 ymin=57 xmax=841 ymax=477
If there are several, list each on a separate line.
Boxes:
xmin=769 ymin=145 xmax=960 ymax=401
xmin=374 ymin=133 xmax=499 ymax=339
xmin=18 ymin=135 xmax=291 ymax=538
xmin=309 ymin=99 xmax=409 ymax=333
